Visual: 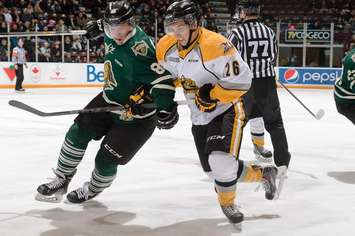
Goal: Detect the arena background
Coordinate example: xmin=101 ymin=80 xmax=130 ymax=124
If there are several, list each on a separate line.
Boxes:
xmin=0 ymin=0 xmax=353 ymax=88
xmin=0 ymin=1 xmax=355 ymax=236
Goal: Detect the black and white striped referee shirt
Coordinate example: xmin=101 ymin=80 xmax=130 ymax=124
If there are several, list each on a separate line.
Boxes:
xmin=228 ymin=19 xmax=278 ymax=79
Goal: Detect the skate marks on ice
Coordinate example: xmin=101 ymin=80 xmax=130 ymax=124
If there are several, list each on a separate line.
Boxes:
xmin=328 ymin=171 xmax=355 ymax=184
xmin=0 ymin=200 xmax=280 ymax=236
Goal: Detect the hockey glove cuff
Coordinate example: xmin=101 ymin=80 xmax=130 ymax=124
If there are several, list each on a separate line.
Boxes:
xmin=195 ymin=83 xmax=219 ymax=112
xmin=157 ymin=102 xmax=179 ymax=129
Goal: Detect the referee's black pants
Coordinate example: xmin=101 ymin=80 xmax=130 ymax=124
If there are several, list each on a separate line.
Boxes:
xmin=15 ymin=64 xmax=24 ymax=90
xmin=244 ymin=77 xmax=291 ymax=167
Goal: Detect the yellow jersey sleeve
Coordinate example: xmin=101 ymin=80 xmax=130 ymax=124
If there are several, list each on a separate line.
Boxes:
xmin=156 ymin=34 xmax=177 ymax=63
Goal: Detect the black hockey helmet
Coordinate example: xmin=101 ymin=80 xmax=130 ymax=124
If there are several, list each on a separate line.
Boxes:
xmin=164 ymin=0 xmax=202 ymax=33
xmin=103 ymin=1 xmax=134 ymax=26
xmin=237 ymin=0 xmax=261 ymax=16
xmin=103 ymin=1 xmax=135 ymax=41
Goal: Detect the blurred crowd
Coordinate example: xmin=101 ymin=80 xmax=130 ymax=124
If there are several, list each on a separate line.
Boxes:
xmin=0 ymin=0 xmax=215 ymax=63
xmin=0 ymin=0 xmax=353 ymax=63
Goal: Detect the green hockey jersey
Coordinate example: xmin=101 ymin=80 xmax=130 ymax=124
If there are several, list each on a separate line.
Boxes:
xmin=334 ymin=48 xmax=355 ymax=104
xmin=102 ymin=26 xmax=175 ymax=122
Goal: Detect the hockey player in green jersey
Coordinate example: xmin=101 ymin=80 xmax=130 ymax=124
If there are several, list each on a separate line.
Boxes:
xmin=36 ymin=1 xmax=178 ymax=203
xmin=334 ymin=47 xmax=355 ymax=124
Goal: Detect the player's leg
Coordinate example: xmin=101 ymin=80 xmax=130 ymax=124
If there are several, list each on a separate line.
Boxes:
xmin=206 ymin=102 xmax=278 ymax=223
xmin=66 ymin=117 xmax=156 ymax=203
xmin=191 ymin=125 xmax=214 ymax=180
xmin=335 ymin=100 xmax=355 ymax=124
xmin=260 ymin=79 xmax=290 ymax=199
xmin=261 ymin=79 xmax=291 ymax=168
xmin=36 ymin=93 xmax=113 ymax=202
xmin=243 ymin=86 xmax=272 ymax=162
xmin=205 ymin=102 xmax=247 ymax=224
xmin=249 ymin=117 xmax=273 ymax=162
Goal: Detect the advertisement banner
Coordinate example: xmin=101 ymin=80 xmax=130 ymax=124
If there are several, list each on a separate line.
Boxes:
xmin=278 ymin=67 xmax=342 ymax=87
xmin=285 ymin=30 xmax=331 ymax=42
xmin=1 ymin=62 xmax=342 ymax=89
xmin=0 ymin=62 xmax=104 ymax=88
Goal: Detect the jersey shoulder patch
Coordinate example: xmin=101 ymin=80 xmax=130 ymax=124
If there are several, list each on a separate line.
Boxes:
xmin=199 ymin=28 xmax=235 ymax=62
xmin=131 ymin=40 xmax=149 ymax=57
xmin=156 ymin=35 xmax=177 ymax=62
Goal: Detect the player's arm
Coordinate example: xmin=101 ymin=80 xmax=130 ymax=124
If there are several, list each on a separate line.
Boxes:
xmin=195 ymin=42 xmax=252 ymax=112
xmin=134 ymin=41 xmax=178 ymax=129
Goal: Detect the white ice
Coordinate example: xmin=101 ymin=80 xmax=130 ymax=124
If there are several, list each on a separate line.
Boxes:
xmin=0 ymin=87 xmax=354 ymax=236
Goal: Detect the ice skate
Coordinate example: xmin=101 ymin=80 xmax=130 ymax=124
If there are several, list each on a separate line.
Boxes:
xmin=254 ymin=144 xmax=273 ymax=163
xmin=66 ymin=182 xmax=98 ymax=203
xmin=36 ymin=169 xmax=76 ymax=203
xmin=261 ymin=166 xmax=278 ymax=200
xmin=221 ymin=205 xmax=244 ymax=224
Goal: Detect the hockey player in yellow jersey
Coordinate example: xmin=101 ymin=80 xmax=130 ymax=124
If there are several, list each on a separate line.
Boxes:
xmin=157 ymin=0 xmax=278 ymax=224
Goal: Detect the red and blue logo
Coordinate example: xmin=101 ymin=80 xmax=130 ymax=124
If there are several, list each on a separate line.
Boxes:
xmin=284 ymin=68 xmax=299 ymax=83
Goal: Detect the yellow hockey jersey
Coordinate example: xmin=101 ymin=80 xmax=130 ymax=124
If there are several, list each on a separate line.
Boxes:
xmin=157 ymin=28 xmax=252 ymax=125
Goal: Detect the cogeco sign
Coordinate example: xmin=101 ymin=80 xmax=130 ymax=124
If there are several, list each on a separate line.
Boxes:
xmin=279 ymin=67 xmax=342 ymax=86
xmin=285 ymin=30 xmax=331 ymax=42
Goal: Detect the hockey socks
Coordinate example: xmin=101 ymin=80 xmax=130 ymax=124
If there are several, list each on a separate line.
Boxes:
xmin=56 ymin=123 xmax=96 ymax=176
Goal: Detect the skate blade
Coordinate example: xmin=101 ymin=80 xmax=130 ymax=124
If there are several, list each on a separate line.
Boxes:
xmin=231 ymin=222 xmax=242 ymax=230
xmin=273 ymin=166 xmax=288 ymax=200
xmin=35 ymin=193 xmax=63 ymax=203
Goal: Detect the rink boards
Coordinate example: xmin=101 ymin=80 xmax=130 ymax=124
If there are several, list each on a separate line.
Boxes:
xmin=0 ymin=62 xmax=341 ymax=89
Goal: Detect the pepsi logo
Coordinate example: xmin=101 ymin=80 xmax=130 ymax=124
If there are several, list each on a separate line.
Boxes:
xmin=284 ymin=68 xmax=299 ymax=83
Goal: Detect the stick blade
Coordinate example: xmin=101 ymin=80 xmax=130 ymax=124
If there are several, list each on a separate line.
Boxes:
xmin=315 ymin=109 xmax=325 ymax=120
xmin=8 ymin=100 xmax=47 ymax=116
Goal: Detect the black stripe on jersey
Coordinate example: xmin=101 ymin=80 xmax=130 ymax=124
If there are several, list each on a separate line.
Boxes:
xmin=228 ymin=20 xmax=277 ymax=79
xmin=197 ymin=46 xmax=220 ymax=81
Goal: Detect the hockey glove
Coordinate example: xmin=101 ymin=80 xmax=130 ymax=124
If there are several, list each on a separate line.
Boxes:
xmin=85 ymin=19 xmax=104 ymax=40
xmin=128 ymin=86 xmax=155 ymax=117
xmin=157 ymin=102 xmax=179 ymax=129
xmin=195 ymin=83 xmax=219 ymax=112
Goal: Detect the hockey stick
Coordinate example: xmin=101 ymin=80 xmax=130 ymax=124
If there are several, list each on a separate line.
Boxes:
xmin=8 ymin=100 xmax=187 ymax=117
xmin=277 ymin=80 xmax=325 ymax=120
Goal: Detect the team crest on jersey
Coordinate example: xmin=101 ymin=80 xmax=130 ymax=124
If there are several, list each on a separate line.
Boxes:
xmin=104 ymin=61 xmax=117 ymax=91
xmin=105 ymin=43 xmax=115 ymax=55
xmin=179 ymin=76 xmax=198 ymax=94
xmin=131 ymin=40 xmax=148 ymax=56
xmin=352 ymin=54 xmax=355 ymax=63
xmin=221 ymin=41 xmax=233 ymax=54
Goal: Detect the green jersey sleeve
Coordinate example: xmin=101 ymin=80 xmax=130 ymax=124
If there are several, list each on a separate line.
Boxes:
xmin=131 ymin=35 xmax=176 ymax=111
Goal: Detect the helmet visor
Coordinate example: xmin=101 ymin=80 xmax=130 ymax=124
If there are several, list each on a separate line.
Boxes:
xmin=103 ymin=20 xmax=130 ymax=39
xmin=164 ymin=14 xmax=196 ymax=35
xmin=164 ymin=18 xmax=190 ymax=35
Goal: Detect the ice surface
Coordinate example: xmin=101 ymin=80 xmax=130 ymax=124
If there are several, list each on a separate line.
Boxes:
xmin=0 ymin=87 xmax=354 ymax=236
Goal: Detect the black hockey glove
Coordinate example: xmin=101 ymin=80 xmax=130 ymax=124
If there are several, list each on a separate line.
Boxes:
xmin=85 ymin=19 xmax=104 ymax=40
xmin=195 ymin=83 xmax=219 ymax=113
xmin=157 ymin=102 xmax=179 ymax=129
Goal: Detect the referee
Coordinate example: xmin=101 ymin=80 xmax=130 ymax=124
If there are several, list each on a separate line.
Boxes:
xmin=228 ymin=0 xmax=291 ymax=169
xmin=12 ymin=38 xmax=28 ymax=92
